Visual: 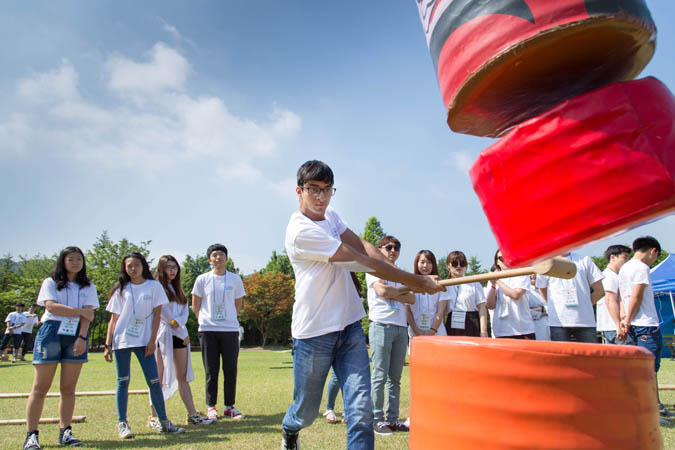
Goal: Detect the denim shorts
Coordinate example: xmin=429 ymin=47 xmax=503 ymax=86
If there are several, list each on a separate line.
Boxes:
xmin=33 ymin=320 xmax=88 ymax=364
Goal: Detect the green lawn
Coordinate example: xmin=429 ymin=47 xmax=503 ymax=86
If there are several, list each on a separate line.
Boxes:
xmin=1 ymin=350 xmax=675 ymax=449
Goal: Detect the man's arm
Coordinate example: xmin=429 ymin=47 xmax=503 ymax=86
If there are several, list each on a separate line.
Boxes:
xmin=538 ymin=287 xmax=547 ymax=301
xmin=235 ymin=296 xmax=243 ymax=314
xmin=373 ymin=280 xmax=415 ymax=304
xmin=589 ymin=280 xmax=605 ymax=304
xmin=623 ymin=284 xmax=647 ymax=326
xmin=340 ymin=229 xmax=390 ymax=264
xmin=605 ymin=291 xmax=621 ymax=328
xmin=191 ymin=294 xmax=202 ymax=321
xmin=329 ymin=240 xmax=442 ymax=294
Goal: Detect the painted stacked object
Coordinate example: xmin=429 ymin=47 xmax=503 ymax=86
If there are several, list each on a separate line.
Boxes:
xmin=418 ymin=0 xmax=656 ymax=137
xmin=470 ymin=77 xmax=675 ymax=267
xmin=409 ymin=337 xmax=663 ymax=449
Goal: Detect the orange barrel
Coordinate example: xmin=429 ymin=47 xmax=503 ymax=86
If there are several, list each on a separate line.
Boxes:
xmin=416 ymin=0 xmax=656 ymax=137
xmin=409 ymin=337 xmax=662 ymax=449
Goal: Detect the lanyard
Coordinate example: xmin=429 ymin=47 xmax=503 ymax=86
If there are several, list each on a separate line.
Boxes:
xmin=212 ymin=272 xmax=228 ymax=305
xmin=129 ymin=283 xmax=154 ymax=320
xmin=66 ymin=284 xmax=82 ymax=309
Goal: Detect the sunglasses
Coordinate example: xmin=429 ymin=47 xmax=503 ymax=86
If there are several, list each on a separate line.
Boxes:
xmin=382 ymin=244 xmax=401 ymax=252
xmin=450 ymin=260 xmax=467 ymax=268
xmin=497 ymin=256 xmax=504 ymax=262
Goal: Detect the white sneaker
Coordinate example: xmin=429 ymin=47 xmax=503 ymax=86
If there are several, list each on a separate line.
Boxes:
xmin=207 ymin=407 xmax=219 ymax=420
xmin=117 ymin=421 xmax=134 ymax=439
xmin=323 ymin=409 xmax=338 ymax=423
xmin=159 ymin=419 xmax=185 ymax=434
xmin=223 ymin=406 xmax=244 ymax=420
xmin=187 ymin=412 xmax=216 ymax=425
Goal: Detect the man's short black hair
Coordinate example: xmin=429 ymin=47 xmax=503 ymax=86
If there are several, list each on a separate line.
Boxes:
xmin=30 ymin=304 xmax=37 ymax=308
xmin=605 ymin=244 xmax=631 ymax=262
xmin=297 ymin=160 xmax=334 ymax=187
xmin=207 ymin=244 xmax=228 ymax=258
xmin=633 ymin=236 xmax=661 ymax=254
xmin=16 ymin=303 xmax=24 ymax=308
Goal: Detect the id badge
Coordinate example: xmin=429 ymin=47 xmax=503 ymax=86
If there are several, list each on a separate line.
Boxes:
xmin=58 ymin=317 xmax=80 ymax=336
xmin=419 ymin=314 xmax=431 ymax=331
xmin=387 ymin=300 xmax=400 ymax=311
xmin=499 ymin=301 xmax=509 ymax=319
xmin=213 ymin=304 xmax=226 ymax=321
xmin=451 ymin=311 xmax=466 ymax=329
xmin=562 ymin=288 xmax=578 ymax=307
xmin=126 ymin=317 xmax=145 ymax=338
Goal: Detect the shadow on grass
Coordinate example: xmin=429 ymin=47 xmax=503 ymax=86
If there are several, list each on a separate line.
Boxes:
xmin=88 ymin=412 xmax=287 ymax=448
xmin=268 ymin=367 xmax=292 ymax=370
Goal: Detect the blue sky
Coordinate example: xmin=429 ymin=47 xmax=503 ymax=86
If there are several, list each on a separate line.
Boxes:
xmin=1 ymin=1 xmax=674 ymax=273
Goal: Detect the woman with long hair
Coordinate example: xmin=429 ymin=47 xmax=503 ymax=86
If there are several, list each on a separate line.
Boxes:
xmin=406 ymin=250 xmax=450 ymax=339
xmin=444 ymin=251 xmax=489 ymax=337
xmin=486 ymin=250 xmax=536 ymax=339
xmin=25 ymin=246 xmax=99 ymax=449
xmin=104 ymin=252 xmax=185 ymax=439
xmin=147 ymin=255 xmax=214 ymax=428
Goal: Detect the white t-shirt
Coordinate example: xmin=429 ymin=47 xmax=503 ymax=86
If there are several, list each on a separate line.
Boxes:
xmin=537 ymin=253 xmax=603 ymax=328
xmin=37 ymin=278 xmax=99 ymax=323
xmin=20 ymin=314 xmax=39 ymax=334
xmin=619 ymin=259 xmax=659 ymax=327
xmin=192 ymin=270 xmax=245 ymax=332
xmin=448 ymin=282 xmax=486 ymax=312
xmin=285 ymin=207 xmax=365 ymax=339
xmin=106 ymin=280 xmax=168 ymax=350
xmin=492 ymin=275 xmax=535 ymax=337
xmin=596 ymin=268 xmax=620 ymax=332
xmin=4 ymin=311 xmax=26 ymax=335
xmin=409 ymin=289 xmax=453 ymax=336
xmin=366 ymin=274 xmax=407 ymax=327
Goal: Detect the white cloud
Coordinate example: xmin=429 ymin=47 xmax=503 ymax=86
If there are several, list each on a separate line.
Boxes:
xmin=107 ymin=42 xmax=190 ymax=95
xmin=0 ymin=114 xmax=29 ymax=155
xmin=445 ymin=150 xmax=475 ymax=173
xmin=3 ymin=43 xmax=301 ymax=188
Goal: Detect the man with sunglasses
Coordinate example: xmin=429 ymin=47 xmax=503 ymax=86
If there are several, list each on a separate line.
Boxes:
xmin=366 ymin=236 xmax=414 ymax=436
xmin=536 ymin=251 xmax=604 ymax=343
xmin=281 ymin=160 xmax=443 ymax=450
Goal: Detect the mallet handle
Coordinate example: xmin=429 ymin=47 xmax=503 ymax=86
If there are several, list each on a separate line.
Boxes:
xmin=439 ymin=267 xmax=535 ymax=287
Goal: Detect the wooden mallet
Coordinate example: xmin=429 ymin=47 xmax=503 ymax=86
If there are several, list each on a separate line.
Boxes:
xmin=436 ymin=257 xmax=577 ymax=288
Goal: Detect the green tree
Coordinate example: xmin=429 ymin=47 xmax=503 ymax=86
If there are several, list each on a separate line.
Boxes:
xmin=240 ymin=272 xmax=294 ymax=347
xmin=361 ymin=217 xmax=385 ymax=246
xmin=466 ymin=256 xmax=486 ymax=277
xmin=438 ymin=256 xmax=448 ymax=280
xmin=261 ymin=250 xmax=294 ymax=279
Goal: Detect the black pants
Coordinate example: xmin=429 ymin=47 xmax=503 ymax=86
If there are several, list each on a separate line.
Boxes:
xmin=21 ymin=332 xmax=33 ymax=353
xmin=0 ymin=333 xmax=22 ymax=356
xmin=199 ymin=331 xmax=239 ymax=407
xmin=445 ymin=311 xmax=481 ymax=337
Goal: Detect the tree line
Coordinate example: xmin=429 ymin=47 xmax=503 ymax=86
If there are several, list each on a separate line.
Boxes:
xmin=1 ymin=224 xmax=668 ymax=348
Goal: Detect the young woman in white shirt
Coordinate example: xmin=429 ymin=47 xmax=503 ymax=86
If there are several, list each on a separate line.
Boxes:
xmin=486 ymin=250 xmax=536 ymax=339
xmin=104 ymin=252 xmax=185 ymax=439
xmin=147 ymin=255 xmax=214 ymax=428
xmin=444 ymin=251 xmax=489 ymax=337
xmin=406 ymin=250 xmax=449 ymax=338
xmin=24 ymin=246 xmax=99 ymax=450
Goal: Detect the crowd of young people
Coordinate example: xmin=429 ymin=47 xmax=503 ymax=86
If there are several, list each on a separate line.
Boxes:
xmin=12 ymin=158 xmax=666 ymax=450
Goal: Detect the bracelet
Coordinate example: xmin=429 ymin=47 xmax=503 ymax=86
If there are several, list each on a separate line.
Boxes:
xmin=104 ymin=344 xmax=112 ymax=350
xmin=77 ymin=335 xmax=87 ymax=341
xmin=431 ymin=327 xmax=437 ymax=332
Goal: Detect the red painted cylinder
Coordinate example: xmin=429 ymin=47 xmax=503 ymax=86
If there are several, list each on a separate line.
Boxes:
xmin=417 ymin=0 xmax=656 ymax=137
xmin=469 ymin=77 xmax=675 ymax=267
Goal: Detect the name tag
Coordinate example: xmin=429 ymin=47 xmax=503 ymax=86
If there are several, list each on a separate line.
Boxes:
xmin=561 ymin=288 xmax=578 ymax=307
xmin=213 ymin=304 xmax=226 ymax=321
xmin=58 ymin=317 xmax=80 ymax=336
xmin=419 ymin=314 xmax=432 ymax=331
xmin=126 ymin=317 xmax=145 ymax=338
xmin=387 ymin=300 xmax=400 ymax=311
xmin=451 ymin=311 xmax=466 ymax=329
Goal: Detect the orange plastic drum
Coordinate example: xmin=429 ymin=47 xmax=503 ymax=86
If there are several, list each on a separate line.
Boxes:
xmin=409 ymin=337 xmax=662 ymax=449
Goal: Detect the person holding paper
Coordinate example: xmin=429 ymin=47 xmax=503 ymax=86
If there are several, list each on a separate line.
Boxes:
xmin=407 ymin=250 xmax=452 ymax=339
xmin=280 ymin=160 xmax=443 ymax=450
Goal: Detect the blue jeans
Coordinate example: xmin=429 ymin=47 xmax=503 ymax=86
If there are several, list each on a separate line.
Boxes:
xmin=369 ymin=322 xmax=407 ymax=423
xmin=283 ymin=320 xmax=374 ymax=450
xmin=628 ymin=326 xmax=663 ymax=372
xmin=549 ymin=326 xmax=598 ymax=343
xmin=325 ymin=369 xmax=341 ymax=411
xmin=114 ymin=347 xmax=167 ymax=422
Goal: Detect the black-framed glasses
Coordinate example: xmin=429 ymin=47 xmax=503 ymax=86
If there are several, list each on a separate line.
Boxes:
xmin=382 ymin=244 xmax=401 ymax=252
xmin=450 ymin=260 xmax=467 ymax=268
xmin=300 ymin=185 xmax=336 ymax=197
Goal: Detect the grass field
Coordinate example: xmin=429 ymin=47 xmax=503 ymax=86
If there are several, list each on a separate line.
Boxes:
xmin=1 ymin=349 xmax=675 ymax=449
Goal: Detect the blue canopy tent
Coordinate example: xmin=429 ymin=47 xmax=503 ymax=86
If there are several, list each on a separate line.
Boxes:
xmin=652 ymin=254 xmax=675 ymax=357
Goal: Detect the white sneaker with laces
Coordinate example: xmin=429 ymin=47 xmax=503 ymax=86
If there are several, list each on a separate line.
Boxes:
xmin=207 ymin=407 xmax=219 ymax=420
xmin=117 ymin=421 xmax=134 ymax=439
xmin=323 ymin=409 xmax=338 ymax=423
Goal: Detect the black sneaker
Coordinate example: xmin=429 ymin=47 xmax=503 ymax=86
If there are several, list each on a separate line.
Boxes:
xmin=58 ymin=426 xmax=82 ymax=446
xmin=388 ymin=421 xmax=409 ymax=432
xmin=373 ymin=422 xmax=393 ymax=436
xmin=23 ymin=430 xmax=41 ymax=450
xmin=281 ymin=430 xmax=300 ymax=450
